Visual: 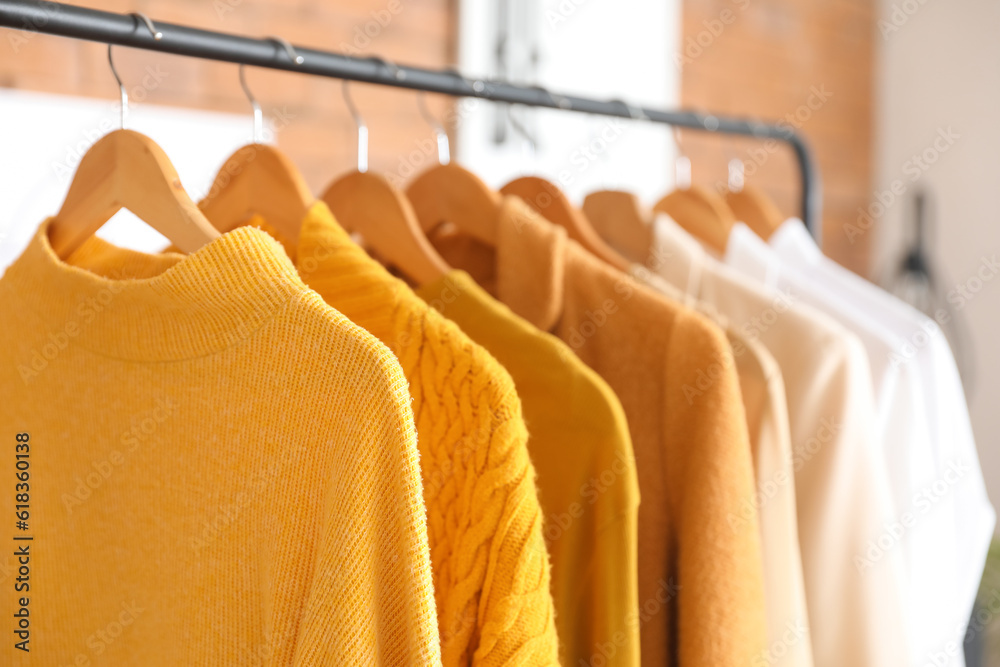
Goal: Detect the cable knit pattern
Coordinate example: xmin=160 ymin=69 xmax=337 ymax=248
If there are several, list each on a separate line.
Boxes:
xmin=273 ymin=204 xmax=559 ymax=666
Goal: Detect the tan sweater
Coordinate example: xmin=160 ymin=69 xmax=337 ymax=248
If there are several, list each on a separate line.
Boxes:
xmin=635 ymin=267 xmax=813 ymax=667
xmin=431 ymin=196 xmax=768 ymax=666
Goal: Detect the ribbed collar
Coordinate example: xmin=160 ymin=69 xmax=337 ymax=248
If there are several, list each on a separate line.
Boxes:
xmin=3 ymin=218 xmax=305 ymax=362
xmin=493 ymin=196 xmax=567 ymax=332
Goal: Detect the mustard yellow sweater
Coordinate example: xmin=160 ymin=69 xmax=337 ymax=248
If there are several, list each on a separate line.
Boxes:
xmin=0 ymin=221 xmax=441 ymax=664
xmin=85 ymin=203 xmax=561 ymax=666
xmin=418 ymin=271 xmax=641 ymax=667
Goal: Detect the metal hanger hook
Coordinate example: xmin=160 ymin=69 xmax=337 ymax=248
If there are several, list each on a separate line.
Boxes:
xmin=611 ymin=98 xmax=648 ymax=122
xmin=417 ymin=92 xmax=450 ymax=165
xmin=238 ymin=64 xmax=263 ymax=144
xmin=107 ymin=44 xmax=128 ymax=130
xmin=130 ymin=12 xmax=163 ymax=41
xmin=267 ymin=36 xmax=304 ymax=65
xmin=341 ymin=80 xmax=368 ymax=173
xmin=545 ymin=87 xmax=573 ymax=111
xmin=507 ymin=106 xmax=538 ymax=159
xmin=368 ymin=55 xmax=407 ymax=81
xmin=108 ymin=15 xmax=161 ymax=130
xmin=672 ymin=127 xmax=692 ymax=189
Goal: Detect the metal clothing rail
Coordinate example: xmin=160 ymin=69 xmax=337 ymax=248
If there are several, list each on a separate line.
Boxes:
xmin=0 ymin=0 xmax=822 ymax=239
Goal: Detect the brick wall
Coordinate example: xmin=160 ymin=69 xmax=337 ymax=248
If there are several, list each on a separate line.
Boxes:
xmin=678 ymin=0 xmax=875 ymax=272
xmin=0 ymin=0 xmax=457 ymax=192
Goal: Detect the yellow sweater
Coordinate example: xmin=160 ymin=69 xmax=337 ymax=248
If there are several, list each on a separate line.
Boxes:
xmin=0 ymin=220 xmax=441 ymax=664
xmin=87 ymin=203 xmax=561 ymax=666
xmin=431 ymin=197 xmax=768 ymax=667
xmin=418 ymin=271 xmax=641 ymax=667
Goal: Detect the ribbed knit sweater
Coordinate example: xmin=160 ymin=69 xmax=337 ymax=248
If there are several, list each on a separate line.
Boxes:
xmin=90 ymin=203 xmax=561 ymax=666
xmin=0 ymin=220 xmax=441 ymax=665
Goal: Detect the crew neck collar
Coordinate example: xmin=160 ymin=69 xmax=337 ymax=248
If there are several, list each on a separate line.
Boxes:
xmin=4 ymin=219 xmax=305 ymax=362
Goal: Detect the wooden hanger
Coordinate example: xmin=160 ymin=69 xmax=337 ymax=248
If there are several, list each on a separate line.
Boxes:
xmin=654 ymin=184 xmax=737 ymax=255
xmin=406 ymin=162 xmax=503 ymax=244
xmin=725 ymin=184 xmax=784 ymax=241
xmin=582 ymin=190 xmax=654 ymax=263
xmin=50 ymin=129 xmax=221 ymax=260
xmin=322 ymin=172 xmax=449 ymax=284
xmin=48 ymin=43 xmax=219 ymax=260
xmin=198 ymin=65 xmax=313 ymax=246
xmin=501 ymin=176 xmax=632 ymax=271
xmin=199 ymin=144 xmax=313 ymax=246
xmin=321 ymin=82 xmax=449 ymax=284
xmin=722 ymin=157 xmax=783 ymax=240
xmin=576 ymin=101 xmax=655 ymax=264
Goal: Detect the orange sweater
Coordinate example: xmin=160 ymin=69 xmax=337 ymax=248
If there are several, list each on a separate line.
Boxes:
xmin=0 ymin=221 xmax=441 ymax=664
xmin=432 ymin=197 xmax=768 ymax=666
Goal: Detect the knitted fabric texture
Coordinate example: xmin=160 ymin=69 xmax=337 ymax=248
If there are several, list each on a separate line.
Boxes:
xmin=293 ymin=206 xmax=559 ymax=666
xmin=0 ymin=220 xmax=440 ymax=665
xmin=166 ymin=202 xmax=559 ymax=665
xmin=418 ymin=271 xmax=641 ymax=667
xmin=431 ymin=197 xmax=768 ymax=667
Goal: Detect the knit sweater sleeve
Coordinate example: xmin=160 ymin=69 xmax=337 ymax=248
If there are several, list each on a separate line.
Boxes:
xmin=471 ymin=384 xmax=560 ymax=666
xmin=399 ymin=312 xmax=560 ymax=667
xmin=291 ymin=307 xmax=442 ymax=666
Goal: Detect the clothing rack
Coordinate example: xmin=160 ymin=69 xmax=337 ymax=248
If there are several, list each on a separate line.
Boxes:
xmin=0 ymin=0 xmax=823 ymax=239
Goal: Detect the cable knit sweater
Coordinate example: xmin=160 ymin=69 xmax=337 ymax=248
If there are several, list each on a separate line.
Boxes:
xmin=105 ymin=202 xmax=560 ymax=666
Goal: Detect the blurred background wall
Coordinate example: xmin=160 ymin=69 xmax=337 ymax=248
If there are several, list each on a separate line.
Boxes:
xmin=870 ymin=0 xmax=1000 ymax=544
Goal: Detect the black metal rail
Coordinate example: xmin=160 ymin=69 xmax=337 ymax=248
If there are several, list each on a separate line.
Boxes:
xmin=0 ymin=0 xmax=822 ymax=238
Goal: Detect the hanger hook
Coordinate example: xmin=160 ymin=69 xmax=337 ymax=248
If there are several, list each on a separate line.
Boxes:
xmin=238 ymin=64 xmax=263 ymax=144
xmin=611 ymin=98 xmax=648 ymax=122
xmin=236 ymin=38 xmax=301 ymax=144
xmin=107 ymin=14 xmax=161 ymax=130
xmin=672 ymin=127 xmax=691 ymax=189
xmin=416 ymin=92 xmax=450 ymax=165
xmin=341 ymin=80 xmax=368 ymax=173
xmin=507 ymin=106 xmax=538 ymax=159
xmin=130 ymin=12 xmax=163 ymax=41
xmin=107 ymin=44 xmax=127 ymax=130
xmin=267 ymin=36 xmax=304 ymax=65
xmin=540 ymin=86 xmax=573 ymax=111
xmin=369 ymin=55 xmax=407 ymax=81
